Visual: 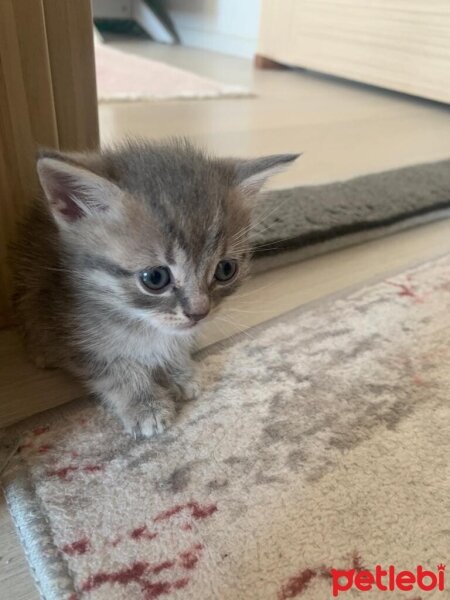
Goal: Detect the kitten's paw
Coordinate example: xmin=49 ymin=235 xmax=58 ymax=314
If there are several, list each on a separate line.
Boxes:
xmin=133 ymin=409 xmax=174 ymax=439
xmin=174 ymin=377 xmax=201 ymax=403
xmin=122 ymin=398 xmax=176 ymax=439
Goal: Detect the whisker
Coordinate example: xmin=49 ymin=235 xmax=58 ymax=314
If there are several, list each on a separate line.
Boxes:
xmin=231 ymin=201 xmax=288 ymax=245
xmin=208 ymin=317 xmax=232 ymax=342
xmin=226 ymin=306 xmax=274 ymax=315
xmin=42 ymin=266 xmax=79 ymax=275
xmin=214 ymin=314 xmax=255 ymax=341
xmin=231 ymin=282 xmax=273 ymax=299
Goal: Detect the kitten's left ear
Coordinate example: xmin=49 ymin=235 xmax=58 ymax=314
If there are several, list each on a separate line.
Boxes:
xmin=234 ymin=153 xmax=301 ymax=197
xmin=37 ymin=154 xmax=123 ymax=229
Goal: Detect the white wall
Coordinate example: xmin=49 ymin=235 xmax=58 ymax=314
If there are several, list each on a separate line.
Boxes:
xmin=166 ymin=0 xmax=261 ymax=58
xmin=92 ymin=0 xmax=133 ymax=19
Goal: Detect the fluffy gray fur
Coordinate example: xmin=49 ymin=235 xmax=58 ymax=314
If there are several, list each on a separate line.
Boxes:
xmin=12 ymin=139 xmax=298 ymax=437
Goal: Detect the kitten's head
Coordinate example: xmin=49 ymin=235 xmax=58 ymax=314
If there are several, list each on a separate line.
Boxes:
xmin=37 ymin=139 xmax=298 ymax=334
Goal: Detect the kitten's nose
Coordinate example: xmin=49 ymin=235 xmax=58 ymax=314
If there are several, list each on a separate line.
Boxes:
xmin=183 ymin=309 xmax=210 ymax=323
xmin=183 ymin=297 xmax=210 ymax=323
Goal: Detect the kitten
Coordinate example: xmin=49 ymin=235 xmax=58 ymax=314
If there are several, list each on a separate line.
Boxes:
xmin=12 ymin=139 xmax=298 ymax=437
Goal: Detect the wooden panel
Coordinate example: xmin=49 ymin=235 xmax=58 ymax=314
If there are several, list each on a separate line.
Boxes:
xmin=0 ymin=1 xmax=42 ymax=328
xmin=0 ymin=329 xmax=83 ymax=428
xmin=0 ymin=0 xmax=99 ymax=328
xmin=0 ymin=0 xmax=99 ymax=419
xmin=258 ymin=0 xmax=450 ymax=104
xmin=13 ymin=0 xmax=59 ymax=148
xmin=43 ymin=0 xmax=99 ymax=150
xmin=0 ymin=139 xmax=17 ymax=327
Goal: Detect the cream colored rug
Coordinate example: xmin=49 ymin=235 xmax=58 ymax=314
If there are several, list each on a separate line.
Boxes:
xmin=2 ymin=255 xmax=449 ymax=600
xmin=95 ymin=43 xmax=252 ymax=103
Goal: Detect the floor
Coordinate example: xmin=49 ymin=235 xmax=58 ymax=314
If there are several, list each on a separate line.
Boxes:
xmin=1 ymin=40 xmax=450 ymax=599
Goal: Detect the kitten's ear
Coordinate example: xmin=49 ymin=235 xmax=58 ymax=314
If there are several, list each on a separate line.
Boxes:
xmin=234 ymin=153 xmax=301 ymax=197
xmin=37 ymin=155 xmax=123 ymax=228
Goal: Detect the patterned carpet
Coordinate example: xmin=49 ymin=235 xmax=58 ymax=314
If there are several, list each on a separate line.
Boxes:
xmin=2 ymin=255 xmax=449 ymax=600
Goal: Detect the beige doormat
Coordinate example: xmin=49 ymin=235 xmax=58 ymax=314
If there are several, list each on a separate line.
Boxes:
xmin=2 ymin=255 xmax=449 ymax=600
xmin=95 ymin=43 xmax=252 ymax=103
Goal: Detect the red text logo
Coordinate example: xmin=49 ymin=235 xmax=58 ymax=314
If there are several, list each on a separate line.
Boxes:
xmin=331 ymin=564 xmax=445 ymax=597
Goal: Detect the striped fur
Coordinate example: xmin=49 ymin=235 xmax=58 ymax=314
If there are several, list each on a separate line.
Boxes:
xmin=12 ymin=138 xmax=298 ymax=437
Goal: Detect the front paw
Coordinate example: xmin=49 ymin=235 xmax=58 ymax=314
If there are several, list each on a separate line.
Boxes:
xmin=174 ymin=376 xmax=201 ymax=403
xmin=121 ymin=395 xmax=176 ymax=439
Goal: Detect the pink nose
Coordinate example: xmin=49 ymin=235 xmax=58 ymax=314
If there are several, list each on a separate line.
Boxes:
xmin=183 ymin=295 xmax=210 ymax=322
xmin=183 ymin=309 xmax=209 ymax=323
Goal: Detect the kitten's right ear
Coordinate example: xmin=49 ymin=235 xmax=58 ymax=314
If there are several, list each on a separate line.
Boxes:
xmin=234 ymin=153 xmax=301 ymax=198
xmin=37 ymin=155 xmax=123 ymax=229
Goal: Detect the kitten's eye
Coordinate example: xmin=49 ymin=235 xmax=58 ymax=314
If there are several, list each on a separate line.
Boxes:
xmin=139 ymin=266 xmax=171 ymax=292
xmin=214 ymin=259 xmax=238 ymax=283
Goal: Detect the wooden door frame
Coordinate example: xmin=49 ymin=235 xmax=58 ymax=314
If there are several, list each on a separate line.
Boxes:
xmin=0 ymin=0 xmax=98 ymax=426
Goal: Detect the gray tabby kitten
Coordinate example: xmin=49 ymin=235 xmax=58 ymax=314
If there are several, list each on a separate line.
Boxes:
xmin=13 ymin=139 xmax=298 ymax=437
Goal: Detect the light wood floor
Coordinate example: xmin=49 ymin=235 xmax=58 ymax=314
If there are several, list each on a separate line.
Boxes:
xmin=1 ymin=40 xmax=450 ymax=599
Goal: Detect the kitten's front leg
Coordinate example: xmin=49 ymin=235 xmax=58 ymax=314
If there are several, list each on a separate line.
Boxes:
xmin=116 ymin=386 xmax=176 ymax=439
xmin=89 ymin=359 xmax=176 ymax=438
xmin=169 ymin=356 xmax=201 ymax=402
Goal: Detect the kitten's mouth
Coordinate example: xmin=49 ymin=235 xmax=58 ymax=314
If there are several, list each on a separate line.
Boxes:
xmin=162 ymin=320 xmax=198 ymax=332
xmin=180 ymin=321 xmax=198 ymax=329
xmin=179 ymin=317 xmax=210 ymax=330
xmin=159 ymin=316 xmax=208 ymax=331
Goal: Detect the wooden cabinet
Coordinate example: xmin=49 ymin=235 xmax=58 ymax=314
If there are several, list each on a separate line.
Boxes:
xmin=257 ymin=0 xmax=450 ymax=104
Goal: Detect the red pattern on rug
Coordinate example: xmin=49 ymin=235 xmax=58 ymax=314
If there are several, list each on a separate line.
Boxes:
xmin=277 ymin=551 xmax=364 ymax=599
xmin=55 ymin=501 xmax=216 ymax=598
xmin=79 ymin=544 xmax=204 ymax=598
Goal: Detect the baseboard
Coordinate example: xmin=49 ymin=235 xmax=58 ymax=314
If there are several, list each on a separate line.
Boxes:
xmin=0 ymin=327 xmax=83 ymax=429
xmin=174 ymin=26 xmax=257 ymax=59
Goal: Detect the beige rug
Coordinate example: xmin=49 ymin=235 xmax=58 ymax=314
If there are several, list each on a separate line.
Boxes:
xmin=95 ymin=43 xmax=252 ymax=103
xmin=2 ymin=255 xmax=449 ymax=600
